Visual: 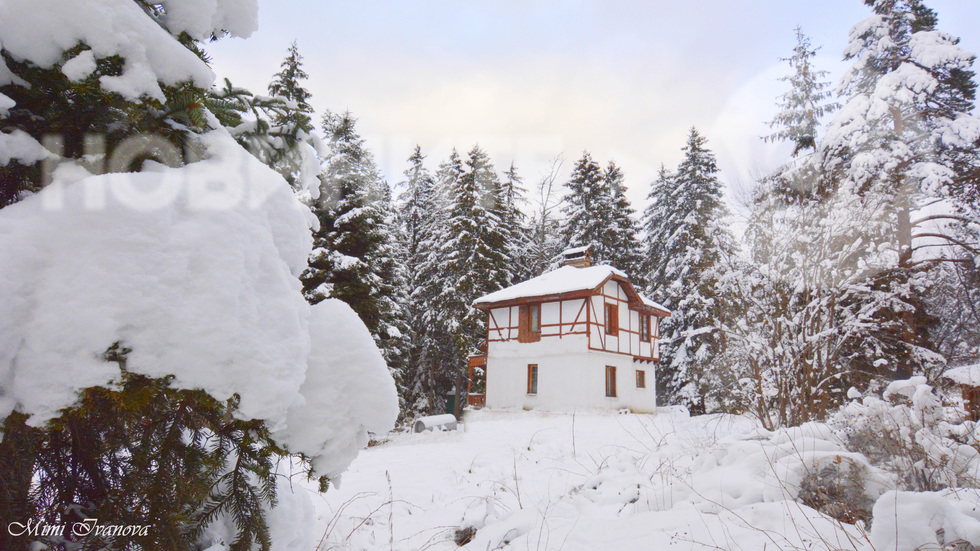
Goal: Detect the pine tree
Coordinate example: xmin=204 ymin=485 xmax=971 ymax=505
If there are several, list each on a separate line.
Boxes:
xmin=262 ymin=40 xmax=319 ymax=193
xmin=267 ymin=41 xmax=314 ymax=134
xmin=561 ymin=152 xmax=615 ymax=261
xmin=397 ymin=146 xmax=439 ymax=415
xmin=0 ymin=7 xmax=292 ymax=550
xmin=499 ymin=162 xmax=534 ymax=282
xmin=424 ymin=146 xmax=513 ymax=415
xmin=648 ymin=128 xmax=734 ymax=412
xmin=302 ymin=111 xmax=409 ymax=388
xmin=765 ymin=27 xmax=838 ymax=156
xmin=604 ymin=161 xmax=644 ymax=279
xmin=642 ymin=164 xmax=675 ymax=292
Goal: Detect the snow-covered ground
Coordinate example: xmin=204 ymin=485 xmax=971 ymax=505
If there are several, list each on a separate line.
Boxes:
xmin=301 ymin=409 xmax=880 ymax=551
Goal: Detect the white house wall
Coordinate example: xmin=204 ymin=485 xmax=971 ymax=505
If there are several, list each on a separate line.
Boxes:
xmin=485 ymin=337 xmax=657 ymax=412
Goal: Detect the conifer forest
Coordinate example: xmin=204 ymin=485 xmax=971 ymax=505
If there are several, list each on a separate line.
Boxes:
xmin=1 ymin=1 xmax=979 ymax=550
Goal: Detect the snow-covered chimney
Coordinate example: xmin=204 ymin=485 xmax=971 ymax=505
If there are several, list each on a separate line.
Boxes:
xmin=562 ymin=245 xmax=592 ymax=268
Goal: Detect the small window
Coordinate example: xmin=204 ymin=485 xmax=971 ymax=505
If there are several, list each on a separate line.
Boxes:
xmin=640 ymin=314 xmax=652 ymax=342
xmin=604 ymin=303 xmax=618 ymax=336
xmin=636 ymin=370 xmax=646 ymax=388
xmin=605 ymin=365 xmax=616 ymax=397
xmin=530 ymin=304 xmax=540 ymax=333
xmin=527 ymin=364 xmax=538 ymax=395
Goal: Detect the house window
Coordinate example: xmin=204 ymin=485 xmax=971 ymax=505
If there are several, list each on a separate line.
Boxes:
xmin=605 ymin=365 xmax=616 ymax=397
xmin=604 ymin=303 xmax=618 ymax=336
xmin=636 ymin=369 xmax=646 ymax=388
xmin=527 ymin=364 xmax=538 ymax=395
xmin=518 ymin=305 xmax=541 ymax=343
xmin=639 ymin=314 xmax=652 ymax=342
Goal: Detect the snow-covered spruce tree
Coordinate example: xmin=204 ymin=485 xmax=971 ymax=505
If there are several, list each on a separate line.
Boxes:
xmin=642 ymin=164 xmax=675 ymax=292
xmin=561 ymin=152 xmax=617 ymax=261
xmin=396 ymin=145 xmax=438 ymax=415
xmin=500 ymin=162 xmax=535 ymax=283
xmin=207 ymin=42 xmax=322 ymax=203
xmin=263 ymin=40 xmax=321 ymax=193
xmin=303 ymin=110 xmax=410 ymax=389
xmin=0 ymin=1 xmax=229 ymax=207
xmin=647 ymin=128 xmax=735 ymax=412
xmin=409 ymin=148 xmax=462 ymax=413
xmin=765 ymin=27 xmax=838 ymax=157
xmin=814 ymin=0 xmax=980 ymax=380
xmin=210 ymin=78 xmax=322 ymax=204
xmin=426 ymin=146 xmax=513 ymax=416
xmin=604 ymin=160 xmax=644 ymax=280
xmin=267 ymin=41 xmax=314 ymax=135
xmin=0 ymin=3 xmax=398 ymax=551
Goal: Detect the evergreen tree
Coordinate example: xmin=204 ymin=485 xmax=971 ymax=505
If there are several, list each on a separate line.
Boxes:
xmin=561 ymin=152 xmax=615 ymax=262
xmin=765 ymin=27 xmax=838 ymax=156
xmin=642 ymin=164 xmax=675 ymax=292
xmin=814 ymin=0 xmax=980 ymax=379
xmin=261 ymin=40 xmax=319 ymax=192
xmin=302 ymin=111 xmax=410 ymax=389
xmin=604 ymin=161 xmax=644 ymax=279
xmin=499 ymin=162 xmax=534 ymax=282
xmin=422 ymin=146 xmax=513 ymax=415
xmin=267 ymin=41 xmax=314 ymax=134
xmin=397 ymin=146 xmax=440 ymax=415
xmin=0 ymin=6 xmax=294 ymax=550
xmin=407 ymin=149 xmax=463 ymax=413
xmin=561 ymin=153 xmax=642 ymax=274
xmin=648 ymin=128 xmax=734 ymax=412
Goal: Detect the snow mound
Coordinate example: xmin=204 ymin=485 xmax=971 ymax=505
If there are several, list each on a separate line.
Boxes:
xmin=945 ymin=363 xmax=980 ymax=387
xmin=869 ymin=489 xmax=980 ymax=551
xmin=275 ymin=299 xmax=399 ymax=480
xmin=0 ymin=129 xmax=314 ymax=428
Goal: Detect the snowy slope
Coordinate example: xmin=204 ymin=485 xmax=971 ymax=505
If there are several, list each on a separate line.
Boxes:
xmin=301 ymin=411 xmax=878 ymax=550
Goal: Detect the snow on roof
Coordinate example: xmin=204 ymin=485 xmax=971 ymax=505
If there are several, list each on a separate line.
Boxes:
xmin=562 ymin=244 xmax=591 ymax=256
xmin=474 ymin=265 xmax=670 ymax=315
xmin=639 ymin=293 xmax=670 ymax=314
xmin=944 ymin=363 xmax=980 ymax=386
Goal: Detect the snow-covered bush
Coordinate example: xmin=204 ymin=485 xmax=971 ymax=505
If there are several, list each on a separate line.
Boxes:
xmin=830 ymin=377 xmax=980 ymax=492
xmin=0 ymin=2 xmax=398 ymax=550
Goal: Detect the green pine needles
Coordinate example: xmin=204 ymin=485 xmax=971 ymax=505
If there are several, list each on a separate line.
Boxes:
xmin=0 ymin=344 xmax=294 ymax=551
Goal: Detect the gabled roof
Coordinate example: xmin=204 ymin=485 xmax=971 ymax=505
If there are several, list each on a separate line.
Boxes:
xmin=473 ymin=265 xmax=670 ymax=315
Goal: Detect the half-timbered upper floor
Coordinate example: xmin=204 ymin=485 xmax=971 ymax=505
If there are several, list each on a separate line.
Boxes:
xmin=473 ymin=264 xmax=670 ymax=362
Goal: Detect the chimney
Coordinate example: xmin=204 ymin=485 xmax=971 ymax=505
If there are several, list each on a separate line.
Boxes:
xmin=562 ymin=245 xmax=592 ymax=268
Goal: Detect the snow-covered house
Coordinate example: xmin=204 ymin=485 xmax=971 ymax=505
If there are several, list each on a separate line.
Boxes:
xmin=472 ymin=247 xmax=670 ymax=412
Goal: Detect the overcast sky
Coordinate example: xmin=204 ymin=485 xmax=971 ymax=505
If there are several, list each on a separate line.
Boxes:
xmin=207 ymin=1 xmax=980 ymax=211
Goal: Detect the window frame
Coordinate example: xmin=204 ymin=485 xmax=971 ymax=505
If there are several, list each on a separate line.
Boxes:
xmin=527 ymin=364 xmax=538 ymax=395
xmin=529 ymin=303 xmax=541 ymax=334
xmin=639 ymin=314 xmax=652 ymax=342
xmin=604 ymin=303 xmax=619 ymax=336
xmin=636 ymin=369 xmax=646 ymax=389
xmin=605 ymin=365 xmax=617 ymax=397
